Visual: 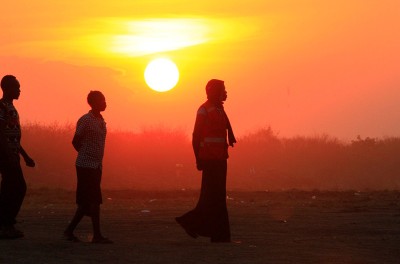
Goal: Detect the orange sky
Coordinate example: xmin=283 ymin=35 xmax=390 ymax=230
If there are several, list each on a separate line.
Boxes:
xmin=1 ymin=1 xmax=399 ymax=139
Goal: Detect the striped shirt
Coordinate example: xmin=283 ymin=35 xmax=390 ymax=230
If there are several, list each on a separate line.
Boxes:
xmin=0 ymin=99 xmax=21 ymax=158
xmin=74 ymin=111 xmax=107 ymax=169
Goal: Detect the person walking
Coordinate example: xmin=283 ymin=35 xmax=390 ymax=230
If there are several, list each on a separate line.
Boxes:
xmin=0 ymin=75 xmax=35 ymax=239
xmin=64 ymin=91 xmax=112 ymax=243
xmin=176 ymin=79 xmax=236 ymax=242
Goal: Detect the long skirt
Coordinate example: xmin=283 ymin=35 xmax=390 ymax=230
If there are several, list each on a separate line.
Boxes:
xmin=177 ymin=160 xmax=230 ymax=241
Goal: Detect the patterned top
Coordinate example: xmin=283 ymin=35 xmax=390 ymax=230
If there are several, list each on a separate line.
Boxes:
xmin=74 ymin=111 xmax=107 ymax=169
xmin=0 ymin=99 xmax=21 ymax=158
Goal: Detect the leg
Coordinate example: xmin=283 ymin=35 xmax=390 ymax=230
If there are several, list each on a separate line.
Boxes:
xmin=91 ymin=204 xmax=101 ymax=239
xmin=91 ymin=205 xmax=112 ymax=244
xmin=10 ymin=165 xmax=27 ymax=226
xmin=65 ymin=206 xmax=85 ymax=233
xmin=0 ymin=164 xmax=26 ymax=239
xmin=64 ymin=206 xmax=84 ymax=241
xmin=64 ymin=166 xmax=88 ymax=242
xmin=88 ymin=169 xmax=112 ymax=244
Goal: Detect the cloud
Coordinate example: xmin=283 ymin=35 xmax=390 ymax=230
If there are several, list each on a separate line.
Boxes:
xmin=0 ymin=16 xmax=260 ymax=62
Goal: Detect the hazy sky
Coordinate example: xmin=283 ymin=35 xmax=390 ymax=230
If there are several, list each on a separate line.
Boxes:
xmin=1 ymin=0 xmax=399 ymax=139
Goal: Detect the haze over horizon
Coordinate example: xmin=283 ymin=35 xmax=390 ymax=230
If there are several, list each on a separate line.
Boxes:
xmin=1 ymin=1 xmax=399 ymax=140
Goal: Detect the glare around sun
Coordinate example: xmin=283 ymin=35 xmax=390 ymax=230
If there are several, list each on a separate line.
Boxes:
xmin=144 ymin=58 xmax=179 ymax=92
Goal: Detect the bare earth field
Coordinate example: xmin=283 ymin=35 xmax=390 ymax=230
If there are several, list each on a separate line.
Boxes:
xmin=1 ymin=189 xmax=400 ymax=264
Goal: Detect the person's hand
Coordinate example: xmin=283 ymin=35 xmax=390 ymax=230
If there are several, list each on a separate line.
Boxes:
xmin=196 ymin=159 xmax=204 ymax=171
xmin=24 ymin=156 xmax=35 ymax=167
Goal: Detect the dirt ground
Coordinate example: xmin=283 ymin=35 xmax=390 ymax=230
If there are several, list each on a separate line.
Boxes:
xmin=1 ymin=189 xmax=400 ymax=264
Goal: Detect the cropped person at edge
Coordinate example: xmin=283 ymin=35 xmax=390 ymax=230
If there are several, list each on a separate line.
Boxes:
xmin=0 ymin=75 xmax=35 ymax=239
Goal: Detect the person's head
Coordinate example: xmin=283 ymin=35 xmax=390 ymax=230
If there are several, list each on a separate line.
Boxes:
xmin=206 ymin=79 xmax=227 ymax=102
xmin=1 ymin=75 xmax=21 ymax=100
xmin=87 ymin=91 xmax=106 ymax=112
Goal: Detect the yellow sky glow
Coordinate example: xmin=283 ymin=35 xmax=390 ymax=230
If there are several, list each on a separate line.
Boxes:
xmin=110 ymin=18 xmax=211 ymax=56
xmin=1 ymin=17 xmax=259 ymax=61
xmin=1 ymin=1 xmax=399 ymax=138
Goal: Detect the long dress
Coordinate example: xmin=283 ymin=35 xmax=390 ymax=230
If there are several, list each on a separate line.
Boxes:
xmin=176 ymin=160 xmax=230 ymax=242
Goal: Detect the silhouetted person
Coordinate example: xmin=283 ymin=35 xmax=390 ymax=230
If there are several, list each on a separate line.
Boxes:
xmin=0 ymin=75 xmax=35 ymax=239
xmin=176 ymin=79 xmax=236 ymax=242
xmin=64 ymin=91 xmax=112 ymax=244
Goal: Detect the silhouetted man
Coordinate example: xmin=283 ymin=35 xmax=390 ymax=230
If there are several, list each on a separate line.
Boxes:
xmin=64 ymin=91 xmax=112 ymax=243
xmin=0 ymin=75 xmax=35 ymax=239
xmin=176 ymin=79 xmax=236 ymax=242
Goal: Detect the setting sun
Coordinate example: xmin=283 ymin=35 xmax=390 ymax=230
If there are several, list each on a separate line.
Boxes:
xmin=144 ymin=58 xmax=179 ymax=92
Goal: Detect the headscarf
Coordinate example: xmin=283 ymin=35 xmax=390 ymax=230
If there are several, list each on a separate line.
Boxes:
xmin=205 ymin=79 xmax=237 ymax=147
xmin=206 ymin=79 xmax=224 ymax=101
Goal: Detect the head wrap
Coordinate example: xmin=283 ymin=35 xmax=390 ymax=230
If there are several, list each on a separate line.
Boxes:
xmin=205 ymin=79 xmax=236 ymax=147
xmin=206 ymin=79 xmax=224 ymax=99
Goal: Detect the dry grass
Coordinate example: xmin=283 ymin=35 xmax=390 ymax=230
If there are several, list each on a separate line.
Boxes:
xmin=19 ymin=124 xmax=400 ymax=190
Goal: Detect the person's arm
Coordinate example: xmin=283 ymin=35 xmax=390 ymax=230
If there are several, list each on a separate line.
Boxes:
xmin=19 ymin=145 xmax=35 ymax=167
xmin=192 ymin=107 xmax=207 ymax=170
xmin=72 ymin=134 xmax=82 ymax=152
xmin=72 ymin=117 xmax=86 ymax=152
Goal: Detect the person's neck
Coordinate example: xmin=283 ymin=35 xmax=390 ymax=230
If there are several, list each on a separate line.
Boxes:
xmin=208 ymin=99 xmax=224 ymax=107
xmin=1 ymin=96 xmax=14 ymax=103
xmin=90 ymin=109 xmax=102 ymax=117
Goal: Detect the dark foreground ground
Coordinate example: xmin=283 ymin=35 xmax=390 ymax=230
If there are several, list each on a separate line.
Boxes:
xmin=1 ymin=189 xmax=400 ymax=264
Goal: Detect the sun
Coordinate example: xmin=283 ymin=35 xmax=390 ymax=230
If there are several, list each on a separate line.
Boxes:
xmin=144 ymin=58 xmax=179 ymax=92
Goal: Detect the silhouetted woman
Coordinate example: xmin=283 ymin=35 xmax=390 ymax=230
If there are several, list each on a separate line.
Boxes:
xmin=176 ymin=79 xmax=236 ymax=242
